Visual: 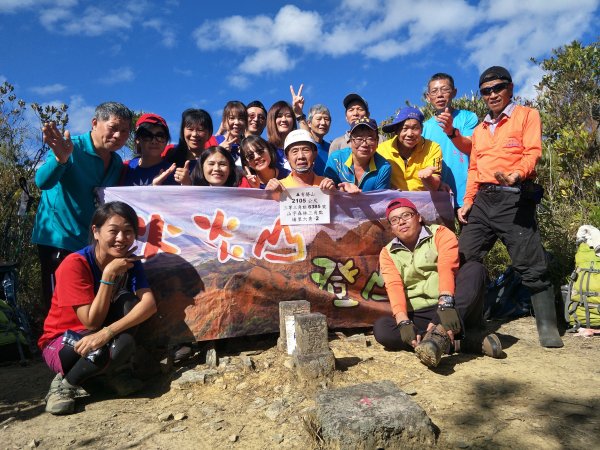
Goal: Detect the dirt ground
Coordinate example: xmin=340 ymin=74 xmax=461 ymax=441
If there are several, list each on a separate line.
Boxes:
xmin=1 ymin=316 xmax=599 ymax=450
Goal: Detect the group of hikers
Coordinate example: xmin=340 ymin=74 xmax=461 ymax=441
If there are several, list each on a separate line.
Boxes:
xmin=33 ymin=65 xmax=563 ymax=416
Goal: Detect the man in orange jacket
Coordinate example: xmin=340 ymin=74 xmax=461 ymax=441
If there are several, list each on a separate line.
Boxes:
xmin=457 ymin=66 xmax=563 ymax=348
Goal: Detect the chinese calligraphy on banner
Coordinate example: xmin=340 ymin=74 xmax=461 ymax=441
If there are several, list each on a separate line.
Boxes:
xmin=99 ymin=186 xmax=454 ymax=345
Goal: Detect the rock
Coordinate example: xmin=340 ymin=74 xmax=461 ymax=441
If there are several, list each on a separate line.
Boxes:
xmin=315 ymin=381 xmax=436 ymax=449
xmin=174 ymin=413 xmax=187 ymax=421
xmin=171 ymin=369 xmax=218 ymax=388
xmin=346 ymin=333 xmax=367 ymax=346
xmin=186 ymin=393 xmax=193 ymax=400
xmin=271 ymin=434 xmax=284 ymax=444
xmin=235 ymin=382 xmax=248 ymax=391
xmin=241 ymin=350 xmax=262 ymax=356
xmin=251 ymin=397 xmax=267 ymax=409
xmin=28 ymin=439 xmax=39 ymax=448
xmin=170 ymin=426 xmax=187 ymax=433
xmin=403 ymin=387 xmax=417 ymax=396
xmin=206 ymin=344 xmax=218 ymax=367
xmin=457 ymin=441 xmax=470 ymax=448
xmin=265 ymin=400 xmax=286 ymax=421
xmin=283 ymin=358 xmax=295 ymax=370
xmin=158 ymin=412 xmax=173 ymax=422
xmin=219 ymin=356 xmax=231 ymax=367
xmin=240 ymin=354 xmax=254 ymax=370
xmin=229 ymin=434 xmax=238 ymax=442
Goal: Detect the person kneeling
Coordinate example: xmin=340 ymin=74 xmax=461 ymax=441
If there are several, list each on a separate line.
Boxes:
xmin=38 ymin=201 xmax=157 ymax=415
xmin=373 ymin=198 xmax=501 ymax=368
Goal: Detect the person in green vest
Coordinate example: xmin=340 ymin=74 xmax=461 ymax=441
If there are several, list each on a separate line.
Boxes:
xmin=373 ymin=198 xmax=502 ymax=368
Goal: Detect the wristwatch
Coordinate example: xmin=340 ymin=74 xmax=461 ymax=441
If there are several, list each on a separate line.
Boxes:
xmin=296 ymin=114 xmax=306 ymax=122
xmin=447 ymin=128 xmax=458 ymax=139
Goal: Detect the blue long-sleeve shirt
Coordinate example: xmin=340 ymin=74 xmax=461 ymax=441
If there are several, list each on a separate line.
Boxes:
xmin=32 ymin=132 xmax=123 ymax=251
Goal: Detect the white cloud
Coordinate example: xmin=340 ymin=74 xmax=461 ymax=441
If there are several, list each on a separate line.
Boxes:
xmin=99 ymin=67 xmax=135 ymax=85
xmin=189 ymin=0 xmax=599 ymax=96
xmin=174 ymin=67 xmax=192 ymax=77
xmin=0 ymin=0 xmax=37 ymax=13
xmin=66 ymin=95 xmax=95 ymax=134
xmin=38 ymin=5 xmax=133 ymax=36
xmin=240 ymin=48 xmax=295 ymax=75
xmin=143 ymin=19 xmax=176 ymax=48
xmin=228 ymin=75 xmax=250 ymax=89
xmin=30 ymin=83 xmax=67 ymax=96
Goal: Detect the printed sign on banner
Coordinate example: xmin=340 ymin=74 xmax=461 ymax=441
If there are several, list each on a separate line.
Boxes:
xmin=280 ymin=188 xmax=331 ymax=225
xmin=99 ymin=186 xmax=454 ymax=345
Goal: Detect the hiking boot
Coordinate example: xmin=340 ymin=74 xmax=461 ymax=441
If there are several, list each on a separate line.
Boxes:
xmin=414 ymin=324 xmax=451 ymax=368
xmin=45 ymin=381 xmax=76 ymax=415
xmin=531 ymin=287 xmax=564 ymax=348
xmin=44 ymin=373 xmax=64 ymax=402
xmin=457 ymin=330 xmax=503 ymax=358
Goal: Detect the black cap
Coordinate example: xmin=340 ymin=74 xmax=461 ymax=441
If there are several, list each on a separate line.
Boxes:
xmin=343 ymin=93 xmax=369 ymax=113
xmin=479 ymin=66 xmax=512 ymax=87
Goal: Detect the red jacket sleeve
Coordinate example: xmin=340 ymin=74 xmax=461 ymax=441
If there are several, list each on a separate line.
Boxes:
xmin=434 ymin=226 xmax=459 ymax=296
xmin=379 ymin=247 xmax=408 ymax=323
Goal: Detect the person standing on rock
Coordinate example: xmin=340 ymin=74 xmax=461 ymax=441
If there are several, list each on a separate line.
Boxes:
xmin=457 ymin=66 xmax=563 ymax=348
xmin=374 ymin=198 xmax=502 ymax=368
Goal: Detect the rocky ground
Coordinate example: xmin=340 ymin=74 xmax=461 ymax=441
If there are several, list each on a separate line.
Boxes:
xmin=1 ymin=316 xmax=599 ymax=449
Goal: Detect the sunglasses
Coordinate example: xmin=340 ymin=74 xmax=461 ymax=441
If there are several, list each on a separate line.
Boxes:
xmin=243 ymin=147 xmax=267 ymax=160
xmin=480 ymin=82 xmax=509 ymax=96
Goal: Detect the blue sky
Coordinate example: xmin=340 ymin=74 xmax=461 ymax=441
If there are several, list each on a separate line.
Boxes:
xmin=1 ymin=0 xmax=599 ymax=151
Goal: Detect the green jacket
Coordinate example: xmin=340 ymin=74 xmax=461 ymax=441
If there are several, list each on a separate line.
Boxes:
xmin=385 ymin=224 xmax=441 ymax=311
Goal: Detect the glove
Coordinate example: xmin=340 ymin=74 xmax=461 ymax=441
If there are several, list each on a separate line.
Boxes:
xmin=437 ymin=295 xmax=461 ymax=334
xmin=398 ymin=320 xmax=417 ymax=346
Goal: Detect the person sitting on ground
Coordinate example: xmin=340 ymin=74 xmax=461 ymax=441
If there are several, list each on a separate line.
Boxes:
xmin=324 ymin=117 xmax=391 ymax=193
xmin=245 ymin=100 xmax=268 ymax=137
xmin=33 ymin=101 xmax=133 ymax=312
xmin=39 ymin=201 xmax=157 ymax=415
xmin=377 ymin=107 xmax=442 ymax=191
xmin=120 ymin=113 xmax=175 ymax=186
xmin=213 ymin=100 xmax=247 ymax=165
xmin=179 ymin=146 xmax=239 ymax=187
xmin=239 ymin=135 xmax=290 ymax=189
xmin=329 ymin=93 xmax=384 ymax=153
xmin=265 ymin=129 xmax=336 ymax=192
xmin=266 ymin=100 xmax=297 ymax=170
xmin=373 ymin=198 xmax=502 ymax=368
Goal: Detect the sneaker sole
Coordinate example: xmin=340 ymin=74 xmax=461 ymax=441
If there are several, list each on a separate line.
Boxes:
xmin=482 ymin=333 xmax=503 ymax=358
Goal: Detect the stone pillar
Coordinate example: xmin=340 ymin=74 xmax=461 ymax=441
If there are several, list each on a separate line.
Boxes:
xmin=277 ymin=300 xmax=311 ymax=352
xmin=292 ymin=313 xmax=335 ymax=380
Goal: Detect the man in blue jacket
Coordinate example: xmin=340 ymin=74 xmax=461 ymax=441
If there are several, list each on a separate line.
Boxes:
xmin=33 ymin=101 xmax=133 ymax=310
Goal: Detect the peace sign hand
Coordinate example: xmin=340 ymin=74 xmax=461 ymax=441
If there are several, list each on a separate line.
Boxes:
xmin=43 ymin=121 xmax=73 ymax=164
xmin=244 ymin=166 xmax=260 ymax=188
xmin=153 ymin=163 xmax=176 ymax=185
xmin=290 ymin=84 xmax=305 ymax=116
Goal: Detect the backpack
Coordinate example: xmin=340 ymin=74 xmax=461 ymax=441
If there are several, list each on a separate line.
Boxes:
xmin=0 ymin=263 xmax=30 ymax=363
xmin=564 ymin=243 xmax=600 ymax=329
xmin=484 ymin=266 xmax=532 ymax=320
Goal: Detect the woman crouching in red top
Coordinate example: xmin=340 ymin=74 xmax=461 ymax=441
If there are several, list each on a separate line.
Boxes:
xmin=38 ymin=201 xmax=157 ymax=415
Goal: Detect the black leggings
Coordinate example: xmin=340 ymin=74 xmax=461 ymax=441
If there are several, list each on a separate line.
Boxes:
xmin=59 ymin=291 xmax=139 ymax=386
xmin=373 ymin=261 xmax=487 ymax=351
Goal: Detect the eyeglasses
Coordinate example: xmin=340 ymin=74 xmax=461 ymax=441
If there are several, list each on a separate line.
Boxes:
xmin=389 ymin=211 xmax=416 ymax=225
xmin=248 ymin=113 xmax=266 ymax=122
xmin=351 ymin=136 xmax=377 ymax=145
xmin=428 ymin=86 xmax=453 ymax=95
xmin=139 ymin=131 xmax=167 ymax=143
xmin=244 ymin=148 xmax=266 ymax=160
xmin=480 ymin=82 xmax=509 ymax=96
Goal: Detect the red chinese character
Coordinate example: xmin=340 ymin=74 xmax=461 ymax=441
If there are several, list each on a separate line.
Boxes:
xmin=252 ymin=218 xmax=306 ymax=263
xmin=193 ymin=209 xmax=244 ymax=263
xmin=138 ymin=214 xmax=183 ymax=259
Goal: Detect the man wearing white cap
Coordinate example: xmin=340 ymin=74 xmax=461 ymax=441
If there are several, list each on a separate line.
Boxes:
xmin=265 ymin=129 xmax=336 ymax=192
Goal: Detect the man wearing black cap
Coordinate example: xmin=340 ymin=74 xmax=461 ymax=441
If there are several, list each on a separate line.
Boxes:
xmin=329 ymin=93 xmax=383 ymax=153
xmin=457 ymin=66 xmax=563 ymax=348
